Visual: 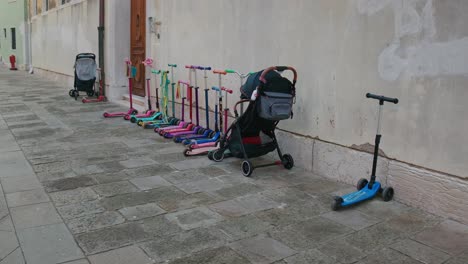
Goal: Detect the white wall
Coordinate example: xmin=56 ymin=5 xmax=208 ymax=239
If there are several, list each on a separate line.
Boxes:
xmin=152 ymin=0 xmax=468 ymax=179
xmin=31 ymin=0 xmax=99 ymax=77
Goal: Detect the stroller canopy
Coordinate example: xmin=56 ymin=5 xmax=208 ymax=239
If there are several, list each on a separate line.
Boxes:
xmin=75 ymin=54 xmax=97 ymax=81
xmin=241 ymin=70 xmax=291 ymax=99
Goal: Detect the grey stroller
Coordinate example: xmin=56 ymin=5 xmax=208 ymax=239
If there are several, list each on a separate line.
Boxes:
xmin=69 ymin=53 xmax=97 ymax=100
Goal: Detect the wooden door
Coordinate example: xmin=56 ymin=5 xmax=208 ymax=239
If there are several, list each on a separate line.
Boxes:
xmin=130 ymin=0 xmax=146 ymax=96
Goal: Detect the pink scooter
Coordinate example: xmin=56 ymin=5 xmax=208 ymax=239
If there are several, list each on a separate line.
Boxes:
xmin=103 ymin=58 xmax=138 ymax=118
xmin=157 ymin=80 xmax=193 ymax=135
xmin=154 ymin=80 xmax=191 ymax=133
xmin=124 ymin=58 xmax=157 ymax=121
xmin=184 ymin=86 xmax=232 ymax=156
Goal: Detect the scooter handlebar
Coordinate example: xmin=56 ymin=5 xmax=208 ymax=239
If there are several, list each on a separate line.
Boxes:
xmin=178 ymin=80 xmax=190 ymax=86
xmin=211 ymin=86 xmax=221 ymax=91
xmin=213 ymin=70 xmax=227 ymax=75
xmin=221 ymin=87 xmax=233 ymax=94
xmin=168 ymin=64 xmax=177 ymax=67
xmin=185 ymin=65 xmax=196 ymax=69
xmin=225 ymin=69 xmax=236 ymax=74
xmin=197 ymin=66 xmax=212 ymax=70
xmin=366 ymin=93 xmax=399 ymax=104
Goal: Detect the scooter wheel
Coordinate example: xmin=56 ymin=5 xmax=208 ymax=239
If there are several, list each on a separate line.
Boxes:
xmin=173 ymin=137 xmax=180 ymax=143
xmin=382 ymin=187 xmax=394 ymax=202
xmin=138 ymin=121 xmax=143 ymax=126
xmin=132 ymin=110 xmax=138 ymax=115
xmin=183 ymin=139 xmax=191 ymax=145
xmin=241 ymin=160 xmax=253 ymax=177
xmin=332 ymin=196 xmax=343 ymax=211
xmin=154 ymin=128 xmax=159 ymax=133
xmin=130 ymin=117 xmax=137 ymax=123
xmin=207 ymin=151 xmax=214 ymax=160
xmin=103 ymin=112 xmax=110 ymax=118
xmin=357 ymin=178 xmax=369 ymax=191
xmin=123 ymin=115 xmax=130 ymax=120
xmin=81 ymin=98 xmax=86 ymax=103
xmin=183 ymin=149 xmax=190 ymax=157
xmin=282 ymin=154 xmax=294 ymax=170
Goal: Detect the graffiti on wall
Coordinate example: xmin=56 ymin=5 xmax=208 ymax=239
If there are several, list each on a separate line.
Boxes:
xmin=357 ymin=0 xmax=468 ymax=81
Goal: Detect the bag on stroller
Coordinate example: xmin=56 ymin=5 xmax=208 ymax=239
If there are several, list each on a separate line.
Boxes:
xmin=69 ymin=53 xmax=97 ymax=100
xmin=208 ymin=66 xmax=297 ymax=177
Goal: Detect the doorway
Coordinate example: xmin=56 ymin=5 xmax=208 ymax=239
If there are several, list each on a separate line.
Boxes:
xmin=130 ymin=0 xmax=146 ymax=96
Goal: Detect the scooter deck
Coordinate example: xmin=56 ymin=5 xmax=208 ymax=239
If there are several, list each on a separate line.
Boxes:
xmin=340 ymin=182 xmax=381 ymax=207
xmin=136 ymin=112 xmax=163 ymax=122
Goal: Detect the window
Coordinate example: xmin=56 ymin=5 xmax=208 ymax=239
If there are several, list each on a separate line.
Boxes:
xmin=3 ymin=29 xmax=6 ymax=38
xmin=62 ymin=0 xmax=71 ymax=4
xmin=11 ymin=28 xmax=16 ymax=50
xmin=45 ymin=0 xmax=48 ymax=11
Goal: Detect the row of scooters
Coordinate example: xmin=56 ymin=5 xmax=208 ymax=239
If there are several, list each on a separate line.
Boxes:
xmin=102 ymin=58 xmax=250 ymax=157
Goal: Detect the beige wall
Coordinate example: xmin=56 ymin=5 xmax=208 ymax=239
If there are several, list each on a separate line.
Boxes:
xmin=152 ymin=0 xmax=468 ymax=178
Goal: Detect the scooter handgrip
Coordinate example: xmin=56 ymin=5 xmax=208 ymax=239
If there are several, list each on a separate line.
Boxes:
xmin=221 ymin=87 xmax=233 ymax=94
xmin=185 ymin=65 xmax=194 ymax=69
xmin=225 ymin=69 xmax=236 ymax=74
xmin=168 ymin=64 xmax=177 ymax=67
xmin=198 ymin=66 xmax=212 ymax=70
xmin=213 ymin=70 xmax=226 ymax=75
xmin=366 ymin=93 xmax=399 ymax=104
xmin=151 ymin=70 xmax=161 ymax=74
xmin=211 ymin=86 xmax=221 ymax=91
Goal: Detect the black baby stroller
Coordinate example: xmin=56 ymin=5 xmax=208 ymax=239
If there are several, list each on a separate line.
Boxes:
xmin=208 ymin=66 xmax=297 ymax=177
xmin=69 ymin=53 xmax=97 ymax=100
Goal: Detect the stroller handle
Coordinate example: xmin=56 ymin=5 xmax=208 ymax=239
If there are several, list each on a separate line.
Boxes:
xmin=259 ymin=66 xmax=297 ymax=84
xmin=233 ymin=99 xmax=250 ymax=117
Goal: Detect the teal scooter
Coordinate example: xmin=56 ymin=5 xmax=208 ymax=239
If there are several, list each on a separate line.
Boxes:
xmin=332 ymin=93 xmax=399 ymax=210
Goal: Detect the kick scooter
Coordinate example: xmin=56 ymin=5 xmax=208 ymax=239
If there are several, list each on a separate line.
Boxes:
xmin=332 ymin=93 xmax=399 ymax=210
xmin=82 ymin=68 xmax=107 ymax=103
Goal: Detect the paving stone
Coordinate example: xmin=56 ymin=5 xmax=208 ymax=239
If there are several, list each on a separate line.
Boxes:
xmin=284 ymin=249 xmax=335 ymax=264
xmin=119 ymin=203 xmax=166 ymax=221
xmin=216 ymin=215 xmax=273 ymax=241
xmin=6 ymin=188 xmax=50 ymax=207
xmin=162 ymin=170 xmax=211 ymax=185
xmin=43 ymin=176 xmax=98 ymax=193
xmin=140 ymin=215 xmax=183 ymax=238
xmin=72 ymin=164 xmax=106 ymax=176
xmin=270 ymin=217 xmax=353 ymax=251
xmin=209 ymin=200 xmax=253 ymax=218
xmin=92 ymin=171 xmax=130 ymax=184
xmin=50 ymin=187 xmax=98 ymax=206
xmin=95 ymin=161 xmax=127 ymax=173
xmin=165 ymin=206 xmax=224 ymax=230
xmin=229 ymin=234 xmax=297 ymax=264
xmin=18 ymin=223 xmax=84 ymax=264
xmin=414 ymin=220 xmax=468 ymax=255
xmin=33 ymin=160 xmax=77 ymax=181
xmin=0 ymin=151 xmax=35 ymax=178
xmin=168 ymin=246 xmax=250 ymax=264
xmin=60 ymin=259 xmax=90 ymax=264
xmin=293 ymin=178 xmax=345 ymax=195
xmin=234 ymin=194 xmax=281 ymax=214
xmin=356 ymin=247 xmax=421 ymax=264
xmin=99 ymin=186 xmax=186 ymax=211
xmin=0 ymin=132 xmax=20 ymax=153
xmin=0 ymin=230 xmax=19 ymax=260
xmin=0 ymin=216 xmax=14 ymax=232
xmin=88 ymin=245 xmax=153 ymax=264
xmin=321 ymin=209 xmax=381 ymax=231
xmin=344 ymin=222 xmax=404 ymax=253
xmin=1 ymin=176 xmax=42 ymax=194
xmin=91 ymin=181 xmax=139 ymax=197
xmin=260 ymin=187 xmax=313 ymax=205
xmin=176 ymin=178 xmax=228 ymax=194
xmin=168 ymin=157 xmax=215 ymax=171
xmin=0 ymin=247 xmax=25 ymax=264
xmin=124 ymin=164 xmax=174 ymax=178
xmin=57 ymin=200 xmax=106 ymax=220
xmin=11 ymin=202 xmax=62 ymax=229
xmin=119 ymin=158 xmax=158 ymax=169
xmin=129 ymin=176 xmax=172 ymax=190
xmin=213 ymin=183 xmax=264 ymax=200
xmin=156 ymin=192 xmax=219 ymax=212
xmin=215 ymin=174 xmax=251 ymax=186
xmin=390 ymin=239 xmax=450 ymax=264
xmin=76 ymin=222 xmax=149 ymax=255
xmin=140 ymin=227 xmax=229 ymax=262
xmin=255 ymin=200 xmax=324 ymax=227
xmin=65 ymin=211 xmax=126 ymax=234
xmin=197 ymin=165 xmax=230 ymax=177
xmin=357 ymin=200 xmax=412 ymax=220
xmin=317 ymin=239 xmax=365 ymax=264
xmin=444 ymin=252 xmax=468 ymax=264
xmin=386 ymin=209 xmax=441 ymax=235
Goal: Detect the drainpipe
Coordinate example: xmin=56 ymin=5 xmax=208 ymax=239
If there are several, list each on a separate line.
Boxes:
xmin=98 ymin=0 xmax=105 ymax=95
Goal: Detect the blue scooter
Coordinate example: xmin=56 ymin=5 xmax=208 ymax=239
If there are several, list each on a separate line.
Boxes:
xmin=332 ymin=93 xmax=399 ymax=210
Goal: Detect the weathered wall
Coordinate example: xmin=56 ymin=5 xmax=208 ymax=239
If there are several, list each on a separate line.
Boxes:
xmin=30 ymin=0 xmax=99 ymax=78
xmin=0 ymin=0 xmax=26 ymax=68
xmin=152 ymin=0 xmax=468 ymax=179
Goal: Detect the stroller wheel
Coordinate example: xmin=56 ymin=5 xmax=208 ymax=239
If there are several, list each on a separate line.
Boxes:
xmin=332 ymin=196 xmax=343 ymax=211
xmin=241 ymin=160 xmax=253 ymax=177
xmin=69 ymin=89 xmax=75 ymax=97
xmin=212 ymin=149 xmax=224 ymax=162
xmin=282 ymin=154 xmax=294 ymax=170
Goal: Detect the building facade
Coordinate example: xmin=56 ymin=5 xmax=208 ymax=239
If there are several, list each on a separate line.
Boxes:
xmin=0 ymin=0 xmax=29 ymax=69
xmin=27 ymin=0 xmax=468 ymax=224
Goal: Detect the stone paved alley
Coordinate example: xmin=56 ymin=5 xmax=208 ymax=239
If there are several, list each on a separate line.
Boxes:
xmin=0 ymin=66 xmax=467 ymax=264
